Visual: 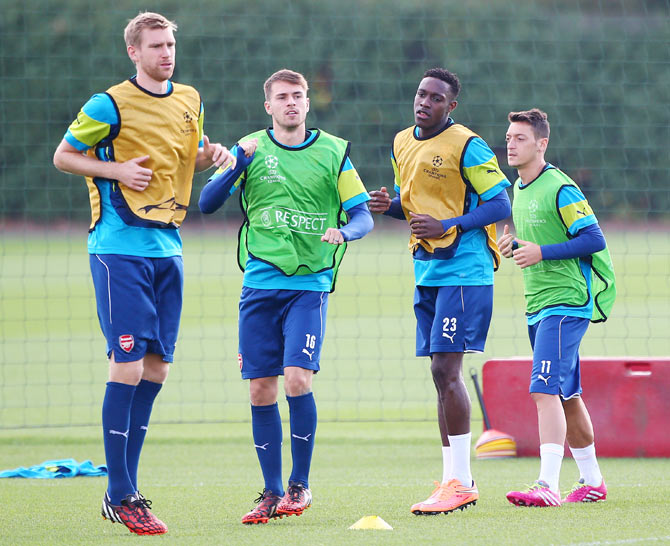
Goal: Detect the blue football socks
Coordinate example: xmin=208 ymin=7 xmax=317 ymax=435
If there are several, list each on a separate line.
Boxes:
xmin=102 ymin=381 xmax=136 ymax=505
xmin=251 ymin=403 xmax=284 ymax=496
xmin=126 ymin=379 xmax=162 ymax=492
xmin=287 ymin=392 xmax=317 ymax=488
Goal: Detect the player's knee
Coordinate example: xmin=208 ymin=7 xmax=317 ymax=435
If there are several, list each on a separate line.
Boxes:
xmin=142 ymin=354 xmax=170 ymax=383
xmin=109 ymin=358 xmax=143 ymax=385
xmin=249 ymin=377 xmax=279 ymax=405
xmin=430 ymin=358 xmax=462 ymax=391
xmin=284 ymin=370 xmax=312 ymax=397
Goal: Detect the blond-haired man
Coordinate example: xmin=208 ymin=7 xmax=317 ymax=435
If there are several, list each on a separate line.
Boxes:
xmin=53 ymin=12 xmax=234 ymax=535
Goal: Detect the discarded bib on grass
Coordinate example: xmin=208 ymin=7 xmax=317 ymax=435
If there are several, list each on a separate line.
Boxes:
xmin=0 ymin=458 xmax=107 ymax=478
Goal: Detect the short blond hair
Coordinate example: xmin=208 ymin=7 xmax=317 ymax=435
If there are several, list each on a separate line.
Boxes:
xmin=124 ymin=12 xmax=177 ymax=48
xmin=263 ymin=69 xmax=309 ymax=100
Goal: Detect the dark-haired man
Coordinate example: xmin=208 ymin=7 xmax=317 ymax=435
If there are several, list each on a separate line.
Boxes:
xmin=500 ymin=108 xmax=615 ymax=507
xmin=369 ymin=68 xmax=510 ymax=515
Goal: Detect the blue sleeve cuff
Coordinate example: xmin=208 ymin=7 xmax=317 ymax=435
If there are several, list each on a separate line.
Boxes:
xmin=342 ymin=192 xmax=370 ymax=211
xmin=340 ymin=203 xmax=374 ymax=242
xmin=480 ymin=181 xmax=511 ymax=202
xmin=440 ymin=218 xmax=458 ymax=233
xmin=568 ymin=215 xmax=598 ymax=236
xmin=64 ymin=132 xmax=89 ymax=151
xmin=383 ymin=195 xmax=405 ymax=220
xmin=198 ymin=145 xmax=251 ymax=214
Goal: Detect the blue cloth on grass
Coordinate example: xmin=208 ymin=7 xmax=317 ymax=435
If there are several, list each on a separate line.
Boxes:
xmin=0 ymin=458 xmax=107 ymax=479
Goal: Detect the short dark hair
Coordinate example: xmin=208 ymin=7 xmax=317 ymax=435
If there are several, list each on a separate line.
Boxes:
xmin=423 ymin=68 xmax=461 ymax=100
xmin=508 ymin=108 xmax=550 ymax=140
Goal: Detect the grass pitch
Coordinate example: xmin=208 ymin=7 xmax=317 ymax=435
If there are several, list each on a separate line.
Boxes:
xmin=1 ymin=422 xmax=669 ymax=545
xmin=1 ymin=223 xmax=668 ymax=428
xmin=1 ymin=224 xmax=669 ymax=544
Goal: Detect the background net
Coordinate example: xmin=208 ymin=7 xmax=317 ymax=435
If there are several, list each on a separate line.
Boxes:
xmin=1 ymin=0 xmax=668 ymax=428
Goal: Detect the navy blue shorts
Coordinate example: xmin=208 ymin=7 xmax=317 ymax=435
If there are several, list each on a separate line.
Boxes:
xmin=413 ymin=285 xmax=493 ymax=356
xmin=89 ymin=254 xmax=183 ymax=363
xmin=238 ymin=287 xmax=328 ymax=379
xmin=528 ymin=315 xmax=590 ymax=398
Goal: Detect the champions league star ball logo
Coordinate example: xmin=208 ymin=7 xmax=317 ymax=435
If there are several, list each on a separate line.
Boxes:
xmin=529 ymin=199 xmax=539 ymax=213
xmin=183 ymin=111 xmax=193 ymax=123
xmin=260 ymin=155 xmax=286 ymax=184
xmin=432 ymin=155 xmax=443 ymax=167
xmin=261 ymin=210 xmax=271 ymax=227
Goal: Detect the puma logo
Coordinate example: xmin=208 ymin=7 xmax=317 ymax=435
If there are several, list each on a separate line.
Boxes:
xmin=487 ymin=169 xmax=498 ymax=174
xmin=576 ymin=209 xmax=586 ymax=216
xmin=254 ymin=442 xmax=270 ymax=451
xmin=537 ymin=374 xmax=550 ymax=386
xmin=302 ymin=348 xmax=314 ymax=360
xmin=442 ymin=332 xmax=456 ymax=343
xmin=109 ymin=429 xmax=129 ymax=438
xmin=292 ymin=433 xmax=312 ymax=442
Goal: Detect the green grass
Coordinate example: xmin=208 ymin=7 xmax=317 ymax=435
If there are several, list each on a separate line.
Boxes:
xmin=1 ymin=223 xmax=669 ymax=428
xmin=1 ymin=224 xmax=670 ymax=544
xmin=1 ymin=422 xmax=669 ymax=545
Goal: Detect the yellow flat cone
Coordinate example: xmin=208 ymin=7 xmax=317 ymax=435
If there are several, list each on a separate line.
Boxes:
xmin=348 ymin=515 xmax=393 ymax=530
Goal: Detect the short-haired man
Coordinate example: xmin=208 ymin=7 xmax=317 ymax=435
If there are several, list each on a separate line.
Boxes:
xmin=369 ymin=67 xmax=511 ymax=515
xmin=199 ymin=69 xmax=373 ymax=525
xmin=53 ymin=12 xmax=233 ymax=535
xmin=499 ymin=108 xmax=616 ymax=507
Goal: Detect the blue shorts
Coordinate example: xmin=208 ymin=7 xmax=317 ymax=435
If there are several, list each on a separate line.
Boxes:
xmin=89 ymin=254 xmax=183 ymax=363
xmin=413 ymin=285 xmax=493 ymax=357
xmin=238 ymin=287 xmax=328 ymax=379
xmin=528 ymin=315 xmax=590 ymax=398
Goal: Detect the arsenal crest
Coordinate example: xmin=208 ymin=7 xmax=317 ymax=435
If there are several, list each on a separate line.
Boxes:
xmin=119 ymin=334 xmax=135 ymax=353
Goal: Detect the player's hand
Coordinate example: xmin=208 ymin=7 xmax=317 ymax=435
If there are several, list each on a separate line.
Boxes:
xmin=239 ymin=138 xmax=258 ymax=158
xmin=512 ymin=238 xmax=542 ymax=268
xmin=116 ymin=155 xmax=152 ymax=191
xmin=368 ymin=186 xmax=391 ymax=213
xmin=202 ymin=135 xmax=236 ymax=170
xmin=498 ymin=224 xmax=516 ymax=258
xmin=409 ymin=211 xmax=444 ymax=239
xmin=321 ymin=227 xmax=345 ymax=245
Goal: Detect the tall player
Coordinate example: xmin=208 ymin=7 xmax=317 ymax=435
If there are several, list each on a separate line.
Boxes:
xmin=368 ymin=68 xmax=510 ymax=515
xmin=52 ymin=12 xmax=233 ymax=535
xmin=499 ymin=108 xmax=615 ymax=507
xmin=199 ymin=69 xmax=373 ymax=524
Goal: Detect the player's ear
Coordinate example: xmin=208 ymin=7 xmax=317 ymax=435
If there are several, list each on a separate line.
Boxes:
xmin=538 ymin=137 xmax=549 ymax=153
xmin=448 ymin=100 xmax=458 ymax=114
xmin=127 ymin=45 xmax=137 ymax=64
xmin=264 ymin=101 xmax=272 ymax=115
xmin=305 ymin=96 xmax=310 ymax=113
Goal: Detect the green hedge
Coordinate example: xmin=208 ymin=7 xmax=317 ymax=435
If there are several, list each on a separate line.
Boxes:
xmin=1 ymin=0 xmax=668 ymax=222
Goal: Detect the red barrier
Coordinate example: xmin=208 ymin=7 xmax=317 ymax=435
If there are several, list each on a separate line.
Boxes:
xmin=481 ymin=357 xmax=670 ymax=457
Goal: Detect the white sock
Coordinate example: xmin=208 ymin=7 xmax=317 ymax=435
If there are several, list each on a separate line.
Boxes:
xmin=447 ymin=433 xmax=472 ymax=487
xmin=538 ymin=443 xmax=564 ymax=493
xmin=441 ymin=446 xmax=452 ymax=484
xmin=569 ymin=443 xmax=603 ymax=486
